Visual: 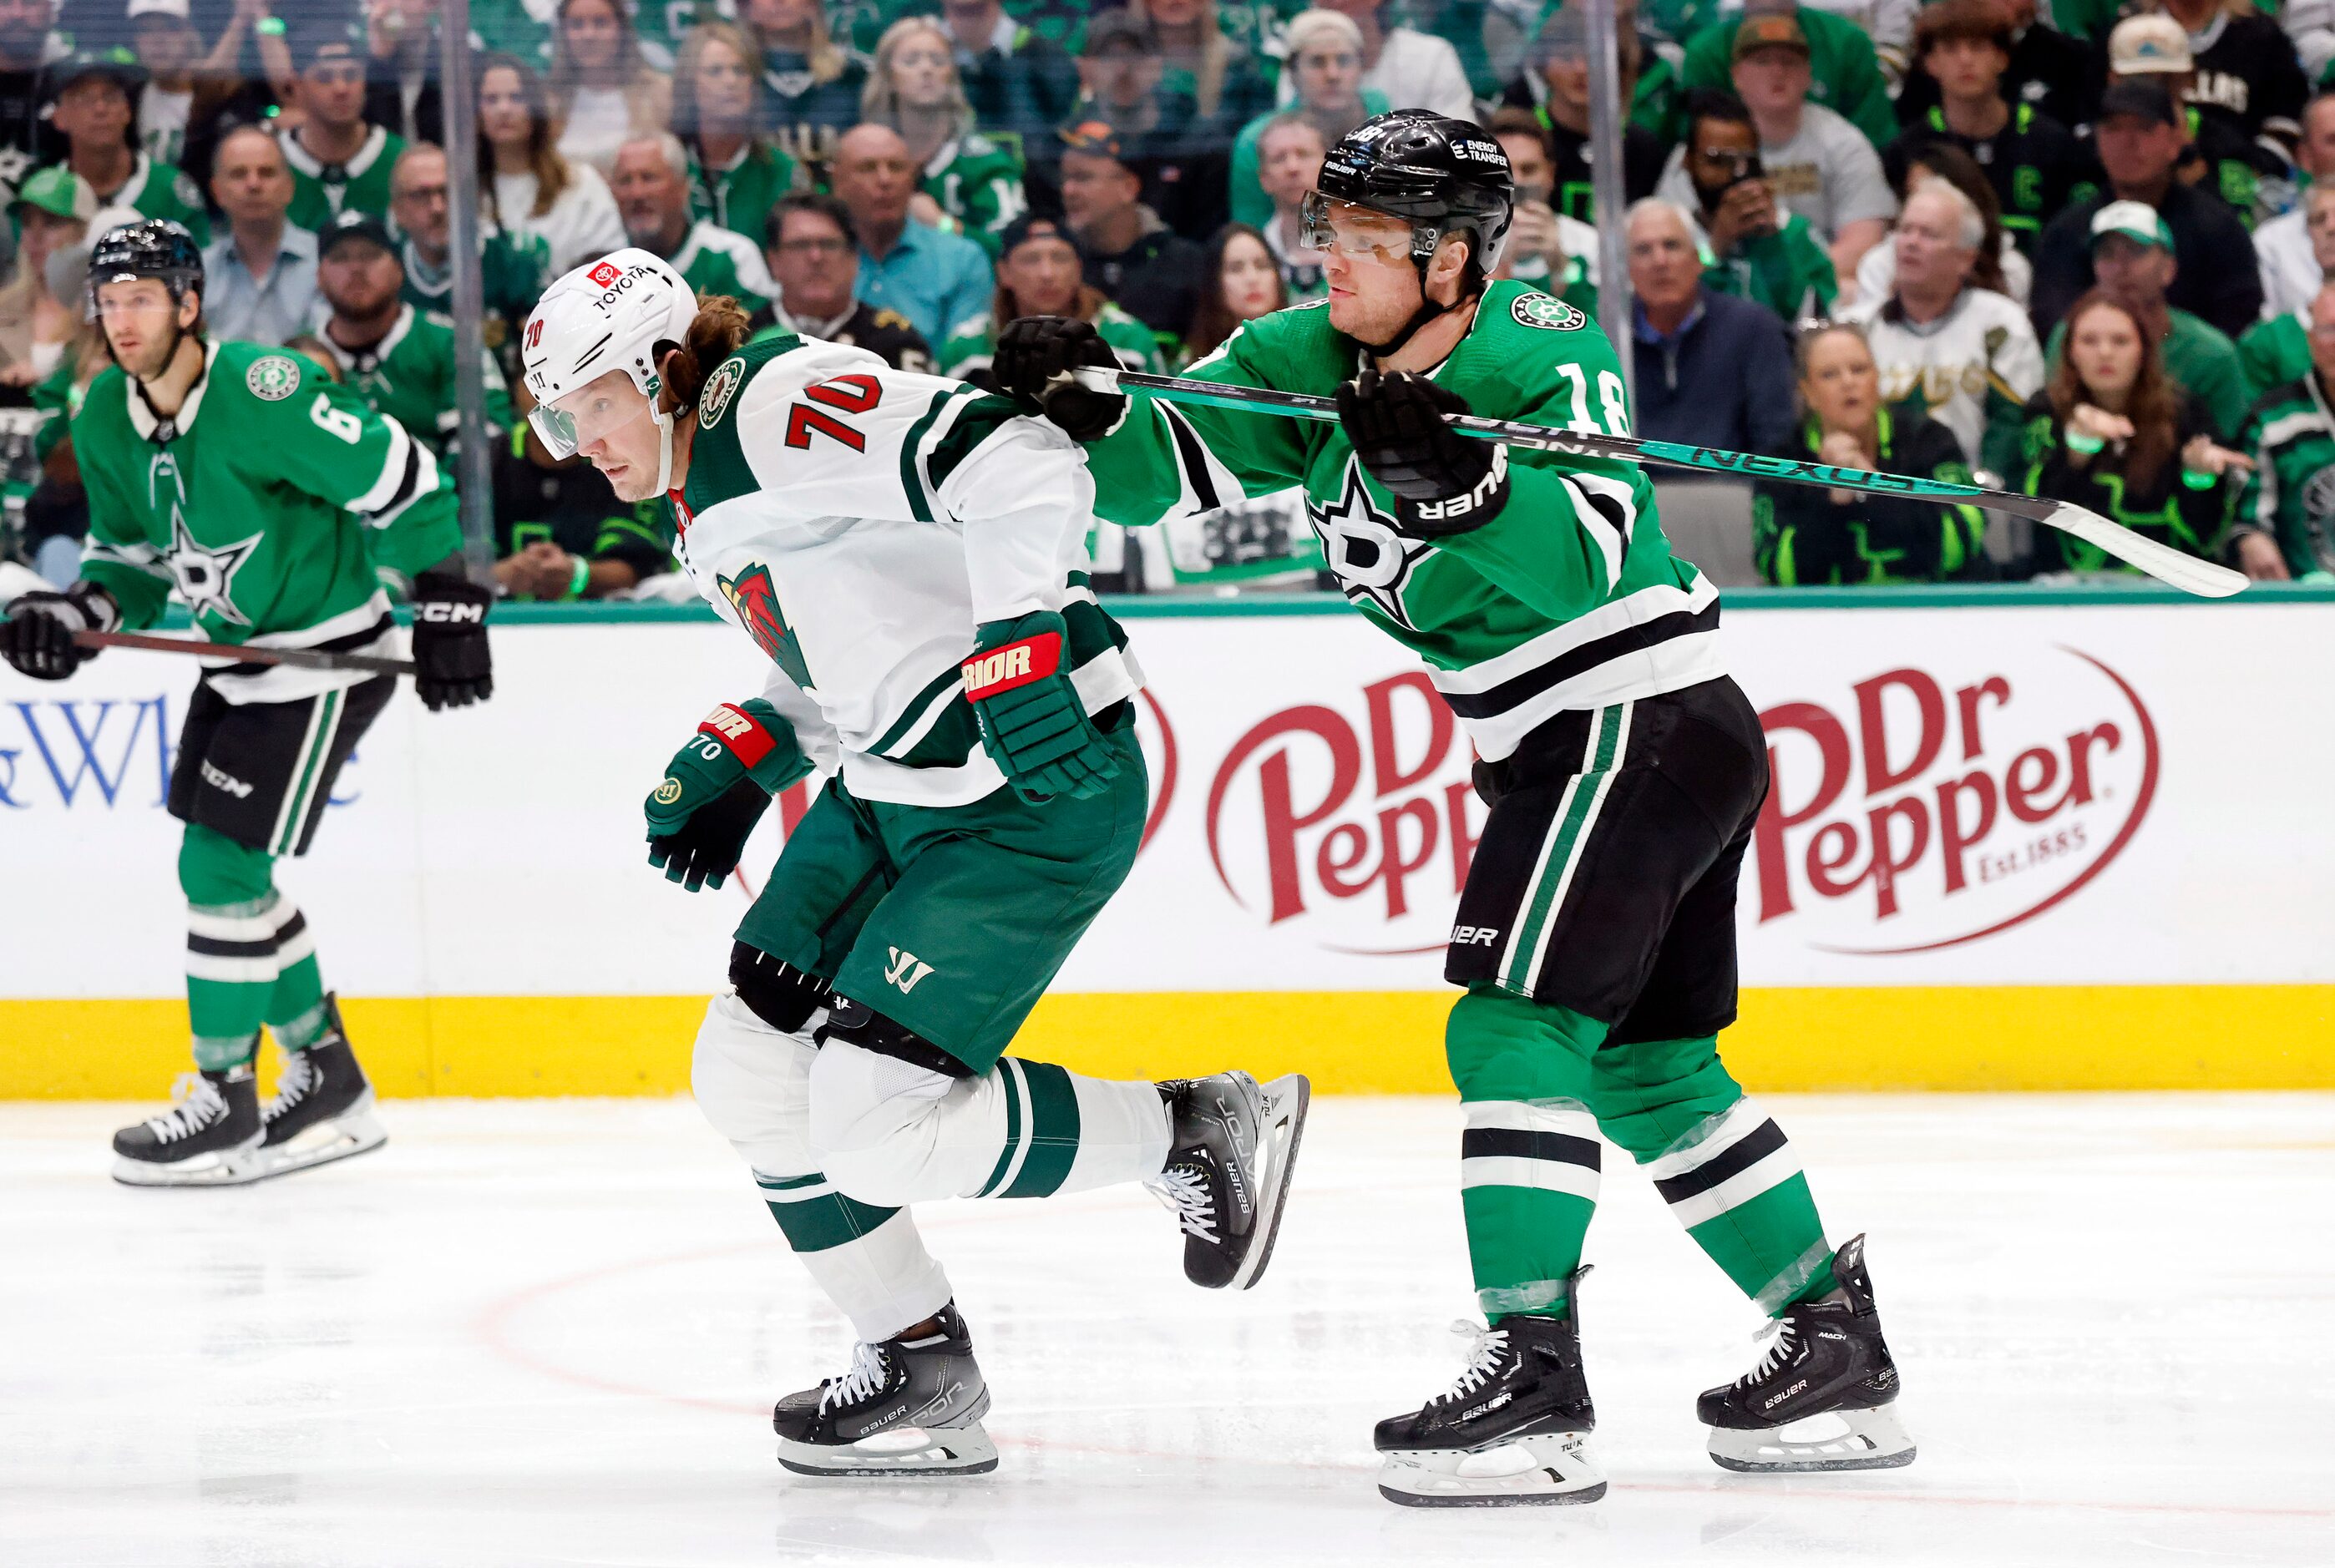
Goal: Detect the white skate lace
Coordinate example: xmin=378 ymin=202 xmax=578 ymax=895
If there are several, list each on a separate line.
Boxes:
xmin=263 ymin=1051 xmax=317 ymax=1120
xmin=1431 ymin=1321 xmax=1511 ymax=1404
xmin=1735 ymin=1315 xmax=1802 ymax=1386
xmin=818 ymin=1343 xmax=893 ymax=1414
xmin=1142 ymin=1166 xmax=1217 ymax=1243
xmin=143 ymin=1073 xmax=225 ymax=1143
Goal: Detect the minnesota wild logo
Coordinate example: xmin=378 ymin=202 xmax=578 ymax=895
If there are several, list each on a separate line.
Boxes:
xmin=699 ymin=358 xmax=745 ymax=427
xmin=717 ymin=562 xmax=813 ymax=689
xmin=1512 ymin=294 xmax=1587 ymax=332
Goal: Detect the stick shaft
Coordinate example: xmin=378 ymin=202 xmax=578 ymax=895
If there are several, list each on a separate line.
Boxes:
xmin=73 ymin=629 xmax=418 ymax=676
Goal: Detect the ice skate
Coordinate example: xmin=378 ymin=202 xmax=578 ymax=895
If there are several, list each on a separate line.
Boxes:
xmin=1699 ymin=1234 xmax=1915 ymax=1473
xmin=1375 ymin=1267 xmax=1604 ymax=1507
xmin=772 ymin=1303 xmax=997 ymax=1477
xmin=1144 ymin=1070 xmax=1309 ymax=1290
xmin=257 ymin=996 xmax=387 ymax=1178
xmin=111 ymin=1065 xmax=265 ymax=1186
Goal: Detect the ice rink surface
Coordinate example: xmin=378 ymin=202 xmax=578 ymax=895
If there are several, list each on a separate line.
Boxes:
xmin=4 ymin=1091 xmax=2330 ymax=1568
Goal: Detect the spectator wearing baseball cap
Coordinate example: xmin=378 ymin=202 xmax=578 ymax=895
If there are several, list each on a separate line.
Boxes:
xmin=1056 ymin=118 xmax=1205 ymax=356
xmin=2092 ymin=0 xmax=2307 ymax=175
xmin=2039 ymin=201 xmax=2251 ymax=442
xmin=1061 ymin=12 xmax=1227 ymax=240
xmin=939 ymin=210 xmax=1163 ymax=385
xmin=199 ymin=123 xmax=318 ymax=349
xmin=1892 ymin=0 xmax=2094 ymax=140
xmin=1497 ymin=5 xmax=1667 ymax=228
xmin=36 ymin=49 xmax=208 ymax=244
xmin=2102 ymin=13 xmax=2286 ymax=226
xmin=310 ymin=206 xmax=512 ymax=467
xmin=1659 ymin=10 xmax=1896 ymax=285
xmin=0 ymin=167 xmax=93 ymax=389
xmin=1675 ymin=1 xmax=1897 ymax=152
xmin=281 ymin=19 xmax=406 ymax=231
xmin=2030 ymin=79 xmax=2260 ymax=339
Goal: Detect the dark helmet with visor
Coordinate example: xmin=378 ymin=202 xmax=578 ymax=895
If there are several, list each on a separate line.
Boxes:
xmin=88 ymin=218 xmax=205 ymax=313
xmin=1304 ymin=109 xmax=1516 ymax=286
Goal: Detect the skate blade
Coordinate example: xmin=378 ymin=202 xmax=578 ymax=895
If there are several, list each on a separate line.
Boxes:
xmin=112 ymin=1133 xmax=267 ymax=1187
xmin=250 ymin=1111 xmax=387 ymax=1181
xmin=777 ymin=1421 xmax=999 ymax=1479
xmin=1226 ymin=1073 xmax=1309 ymax=1292
xmin=1377 ymin=1431 xmax=1606 ymax=1508
xmin=1708 ymin=1404 xmax=1917 ymax=1473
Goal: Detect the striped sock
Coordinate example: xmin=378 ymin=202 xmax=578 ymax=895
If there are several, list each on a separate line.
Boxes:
xmin=1461 ymin=1097 xmax=1601 ymax=1319
xmin=970 ymin=1058 xmax=1171 ymax=1200
xmin=186 ymin=893 xmax=302 ymax=1070
xmin=1644 ymin=1095 xmax=1834 ymax=1313
xmin=753 ymin=1171 xmax=954 ymax=1344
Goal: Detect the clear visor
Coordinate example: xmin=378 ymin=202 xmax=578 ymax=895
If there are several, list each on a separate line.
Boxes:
xmin=1299 ymin=192 xmax=1426 ymax=259
xmin=527 ymin=369 xmax=658 ymax=461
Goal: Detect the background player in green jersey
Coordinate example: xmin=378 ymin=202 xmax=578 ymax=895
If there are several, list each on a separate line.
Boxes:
xmin=997 ymin=111 xmax=1913 ymax=1505
xmin=0 ymin=221 xmax=494 ymax=1187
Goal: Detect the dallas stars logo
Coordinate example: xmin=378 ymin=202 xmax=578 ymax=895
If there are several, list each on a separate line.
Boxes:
xmin=1309 ymin=458 xmax=1430 ymax=627
xmin=166 ymin=508 xmax=261 ymax=627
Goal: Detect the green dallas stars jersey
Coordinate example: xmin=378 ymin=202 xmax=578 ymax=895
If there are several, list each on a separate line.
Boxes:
xmin=282 ymin=126 xmax=407 ymax=230
xmin=2239 ymin=310 xmax=2309 ymax=400
xmin=43 ymin=154 xmax=210 ymax=245
xmin=667 ymin=220 xmax=777 ymax=314
xmin=2236 ymin=375 xmax=2335 ymax=579
xmin=401 ymin=226 xmax=553 ymax=379
xmin=73 ymin=341 xmax=461 ymax=704
xmin=687 ymin=139 xmax=801 ymax=246
xmin=922 ymin=133 xmax=1027 ymax=258
xmin=940 ymin=298 xmax=1163 ymax=382
xmin=1082 ymin=281 xmax=1720 ymax=762
xmin=306 ymin=305 xmax=515 ymax=458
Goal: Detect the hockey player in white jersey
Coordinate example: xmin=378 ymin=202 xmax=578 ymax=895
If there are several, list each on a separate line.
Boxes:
xmin=520 ymin=250 xmax=1309 ymax=1476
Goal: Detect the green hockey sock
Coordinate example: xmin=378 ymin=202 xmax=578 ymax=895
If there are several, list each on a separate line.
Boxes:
xmin=180 ymin=825 xmax=291 ymax=1070
xmin=1588 ymin=1034 xmax=1834 ymax=1315
xmin=1446 ymin=987 xmax=1607 ymax=1321
xmin=266 ymin=956 xmax=330 ymax=1050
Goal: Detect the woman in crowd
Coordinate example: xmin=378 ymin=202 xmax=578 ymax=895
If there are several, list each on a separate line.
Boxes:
xmin=860 ymin=16 xmax=1028 ymax=256
xmin=671 ymin=20 xmax=801 ymax=245
xmin=1230 ymin=8 xmax=1386 ymax=228
xmin=742 ymin=0 xmax=869 ymax=170
xmin=0 ymin=171 xmax=94 ymax=392
xmin=940 ymin=212 xmax=1165 ymax=384
xmin=478 ymin=53 xmax=626 ymax=273
xmin=2018 ymin=288 xmax=2251 ymax=576
xmin=1129 ymin=0 xmax=1276 ymax=131
xmin=1863 ymin=140 xmax=2029 ymax=306
xmin=1180 ymin=223 xmax=1286 ymax=368
xmin=1754 ymin=320 xmax=1993 ymax=584
xmin=548 ymin=0 xmax=674 ymax=173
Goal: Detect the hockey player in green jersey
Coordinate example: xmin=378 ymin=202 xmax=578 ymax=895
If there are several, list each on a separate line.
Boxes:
xmin=310 ymin=211 xmax=514 ymax=465
xmin=995 ymin=111 xmax=1914 ymax=1504
xmin=278 ymin=25 xmax=404 ymax=230
xmin=0 ymin=221 xmax=494 ymax=1186
xmin=520 ymin=249 xmax=1308 ymax=1477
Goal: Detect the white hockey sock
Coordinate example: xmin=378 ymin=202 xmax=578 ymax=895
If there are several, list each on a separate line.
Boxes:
xmin=808 ymin=1043 xmax=1172 ymax=1205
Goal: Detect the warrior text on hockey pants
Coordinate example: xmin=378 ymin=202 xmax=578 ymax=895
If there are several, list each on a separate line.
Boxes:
xmin=1441 ymin=678 xmax=1835 ymax=1321
xmin=169 ymin=675 xmax=392 ymax=1070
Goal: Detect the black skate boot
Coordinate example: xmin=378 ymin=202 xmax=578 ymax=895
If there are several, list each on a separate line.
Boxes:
xmin=772 ymin=1302 xmax=996 ymax=1477
xmin=111 ymin=1063 xmax=264 ymax=1186
xmin=259 ymin=995 xmax=387 ymax=1176
xmin=1144 ymin=1070 xmax=1309 ymax=1290
xmin=1699 ymin=1234 xmax=1915 ymax=1472
xmin=1374 ymin=1267 xmax=1604 ymax=1507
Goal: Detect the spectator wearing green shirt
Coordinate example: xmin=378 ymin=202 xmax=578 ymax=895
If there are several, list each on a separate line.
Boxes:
xmin=38 ymin=51 xmax=207 ymax=245
xmin=862 ymin=15 xmax=1028 ymax=257
xmin=2240 ymin=276 xmax=2332 ymax=402
xmin=1672 ymin=88 xmax=1837 ymax=322
xmin=1676 ymin=0 xmax=1897 ymax=150
xmin=2235 ymin=286 xmax=2335 ymax=580
xmin=1229 ymin=8 xmax=1386 ymax=229
xmin=610 ymin=131 xmax=779 ymax=313
xmin=2042 ymin=201 xmax=2252 ymax=442
xmin=389 ymin=143 xmax=551 ymax=386
xmin=671 ymin=20 xmax=803 ymax=248
xmin=275 ymin=21 xmax=404 ymax=231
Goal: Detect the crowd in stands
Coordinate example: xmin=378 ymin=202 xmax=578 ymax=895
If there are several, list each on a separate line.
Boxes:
xmin=1 ymin=0 xmax=2332 ymax=597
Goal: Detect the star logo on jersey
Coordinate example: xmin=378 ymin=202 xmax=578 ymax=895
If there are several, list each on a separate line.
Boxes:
xmin=245 ymin=354 xmax=301 ymax=402
xmin=717 ymin=562 xmax=814 ymax=690
xmin=166 ymin=507 xmax=261 ymax=628
xmin=1309 ymin=458 xmax=1429 ymax=629
xmin=1512 ymin=294 xmax=1587 ymax=332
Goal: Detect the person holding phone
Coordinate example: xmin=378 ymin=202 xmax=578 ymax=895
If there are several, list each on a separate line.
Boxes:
xmin=1670 ymin=89 xmax=1837 ymax=321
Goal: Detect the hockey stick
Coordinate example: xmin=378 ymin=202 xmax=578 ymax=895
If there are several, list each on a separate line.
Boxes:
xmin=1069 ymin=367 xmax=2248 ymax=599
xmin=70 ymin=629 xmax=418 ymax=676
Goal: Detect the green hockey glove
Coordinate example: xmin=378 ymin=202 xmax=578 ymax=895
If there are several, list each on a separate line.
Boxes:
xmin=962 ymin=610 xmax=1122 ymax=804
xmin=644 ymin=699 xmax=813 ymax=890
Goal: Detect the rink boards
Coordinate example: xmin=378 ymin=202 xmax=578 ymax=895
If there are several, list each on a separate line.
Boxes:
xmin=4 ymin=587 xmax=2332 ymax=1095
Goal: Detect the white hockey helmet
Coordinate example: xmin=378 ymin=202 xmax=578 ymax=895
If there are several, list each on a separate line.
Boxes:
xmin=522 ymin=248 xmax=698 ymax=491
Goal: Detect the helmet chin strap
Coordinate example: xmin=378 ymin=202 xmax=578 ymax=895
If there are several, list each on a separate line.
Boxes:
xmin=651 ymin=402 xmax=677 ymax=495
xmin=1361 ymin=240 xmax=1479 ymax=362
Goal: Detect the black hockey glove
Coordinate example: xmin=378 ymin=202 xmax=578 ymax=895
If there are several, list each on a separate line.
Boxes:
xmin=0 ymin=581 xmax=116 ymax=681
xmin=650 ymin=777 xmax=772 ymax=893
xmin=992 ymin=316 xmax=1129 ymax=442
xmin=409 ymin=570 xmax=494 ymax=711
xmin=1337 ymin=368 xmax=1510 ymax=538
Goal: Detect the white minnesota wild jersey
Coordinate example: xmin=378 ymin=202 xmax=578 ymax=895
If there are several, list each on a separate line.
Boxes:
xmin=671 ymin=332 xmax=1142 ymax=808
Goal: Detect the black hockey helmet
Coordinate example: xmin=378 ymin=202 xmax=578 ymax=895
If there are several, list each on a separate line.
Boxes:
xmin=1308 ymin=109 xmax=1516 ymax=286
xmin=88 ymin=218 xmax=205 ymax=312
